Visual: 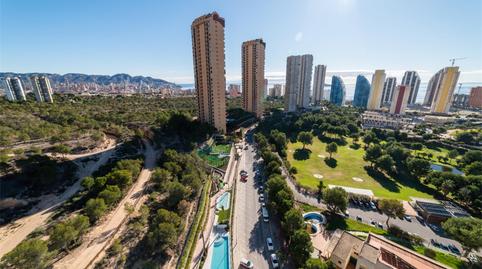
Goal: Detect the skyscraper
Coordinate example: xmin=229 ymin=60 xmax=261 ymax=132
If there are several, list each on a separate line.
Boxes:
xmin=468 ymin=87 xmax=482 ymax=108
xmin=242 ymin=39 xmax=265 ymax=118
xmin=313 ymin=65 xmax=327 ymax=105
xmin=353 ymin=75 xmax=371 ymax=108
xmin=3 ymin=77 xmax=26 ymax=101
xmin=329 ymin=76 xmax=345 ymax=106
xmin=191 ymin=12 xmax=227 ymax=133
xmin=401 ymin=71 xmax=421 ymax=105
xmin=284 ymin=54 xmax=313 ymax=111
xmin=390 ymin=85 xmax=410 ymax=115
xmin=367 ymin=70 xmax=386 ymax=110
xmin=428 ymin=67 xmax=460 ymax=113
xmin=264 ymin=79 xmax=268 ymax=99
xmin=228 ymin=84 xmax=240 ymax=98
xmin=31 ymin=75 xmax=54 ymax=103
xmin=270 ymin=84 xmax=284 ymax=97
xmin=381 ymin=77 xmax=396 ymax=106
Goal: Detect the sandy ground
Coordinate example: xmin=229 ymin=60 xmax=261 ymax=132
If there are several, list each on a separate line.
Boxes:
xmin=53 ymin=141 xmax=157 ymax=269
xmin=0 ymin=139 xmax=119 ymax=258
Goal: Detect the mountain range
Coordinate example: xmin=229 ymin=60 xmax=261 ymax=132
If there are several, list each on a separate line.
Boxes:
xmin=0 ymin=72 xmax=180 ymax=89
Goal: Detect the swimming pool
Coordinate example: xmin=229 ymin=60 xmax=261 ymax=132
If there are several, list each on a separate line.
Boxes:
xmin=431 ymin=164 xmax=464 ymax=175
xmin=216 ymin=192 xmax=231 ymax=210
xmin=211 ymin=234 xmax=230 ymax=269
xmin=303 ymin=212 xmax=326 ymax=225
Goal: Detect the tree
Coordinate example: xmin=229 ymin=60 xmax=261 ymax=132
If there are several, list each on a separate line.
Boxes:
xmin=51 ymin=144 xmax=71 ymax=158
xmin=465 ymin=161 xmax=482 ymax=176
xmin=411 ymin=143 xmax=423 ymax=151
xmin=456 ymin=132 xmax=475 ymax=144
xmin=49 ymin=215 xmax=89 ymax=250
xmin=81 ymin=176 xmax=95 ymax=191
xmin=386 ymin=144 xmax=408 ymax=164
xmin=147 ymin=222 xmax=178 ymax=251
xmin=378 ymin=199 xmax=405 ymax=228
xmin=98 ymin=185 xmax=122 ymax=205
xmin=85 ymin=198 xmax=107 ymax=222
xmin=305 ymin=258 xmax=329 ymax=269
xmin=323 ymin=187 xmax=348 ymax=214
xmin=166 ymin=181 xmax=190 ymax=208
xmin=406 ymin=158 xmax=431 ymax=178
xmin=282 ymin=208 xmax=304 ymax=237
xmin=375 ymin=155 xmax=394 ymax=173
xmin=362 ymin=132 xmax=376 ymax=148
xmin=290 ymin=229 xmax=313 ymax=268
xmin=442 ymin=217 xmax=482 ymax=256
xmin=448 ymin=149 xmax=459 ymax=159
xmin=326 ymin=142 xmax=338 ymax=159
xmin=1 ymin=239 xmax=52 ymax=269
xmin=297 ymin=131 xmax=313 ymax=149
xmin=151 ymin=168 xmax=172 ymax=190
xmin=461 ymin=150 xmax=482 ymax=166
xmin=106 ymin=169 xmax=132 ymax=190
xmin=364 ymin=144 xmax=382 ymax=166
xmin=154 ymin=209 xmax=182 ymax=231
xmin=317 ymin=180 xmax=325 ymax=197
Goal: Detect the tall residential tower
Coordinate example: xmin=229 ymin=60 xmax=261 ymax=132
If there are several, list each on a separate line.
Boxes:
xmin=367 ymin=70 xmax=386 ymax=110
xmin=381 ymin=77 xmax=396 ymax=106
xmin=427 ymin=67 xmax=460 ymax=113
xmin=242 ymin=39 xmax=265 ymax=118
xmin=191 ymin=12 xmax=227 ymax=133
xmin=312 ymin=65 xmax=327 ymax=105
xmin=390 ymin=85 xmax=410 ymax=115
xmin=31 ymin=75 xmax=54 ymax=103
xmin=284 ymin=54 xmax=313 ymax=112
xmin=401 ymin=71 xmax=421 ymax=105
xmin=329 ymin=76 xmax=346 ymax=106
xmin=3 ymin=77 xmax=26 ymax=101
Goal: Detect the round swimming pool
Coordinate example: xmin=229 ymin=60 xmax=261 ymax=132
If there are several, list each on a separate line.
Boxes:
xmin=305 ymin=221 xmax=319 ymax=234
xmin=303 ymin=212 xmax=326 ymax=225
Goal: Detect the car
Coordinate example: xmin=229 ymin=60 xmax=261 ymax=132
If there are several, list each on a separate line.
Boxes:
xmin=448 ymin=244 xmax=461 ymax=255
xmin=370 ymin=220 xmax=376 ymax=226
xmin=261 ymin=202 xmax=266 ymax=207
xmin=369 ymin=201 xmax=377 ymax=210
xmin=259 ymin=186 xmax=264 ymax=192
xmin=439 ymin=244 xmax=449 ymax=251
xmin=404 ymin=215 xmax=412 ymax=222
xmin=356 ymin=216 xmax=362 ymax=222
xmin=428 ymin=224 xmax=440 ymax=232
xmin=270 ymin=253 xmax=279 ymax=268
xmin=431 ymin=239 xmax=441 ymax=248
xmin=240 ymin=258 xmax=254 ymax=269
xmin=266 ymin=237 xmax=274 ymax=251
xmin=240 ymin=170 xmax=247 ymax=175
xmin=377 ymin=222 xmax=383 ymax=229
xmin=416 ymin=216 xmax=426 ymax=226
xmin=468 ymin=253 xmax=479 ymax=263
xmin=259 ymin=194 xmax=265 ymax=202
xmin=344 ymin=210 xmax=349 ymax=217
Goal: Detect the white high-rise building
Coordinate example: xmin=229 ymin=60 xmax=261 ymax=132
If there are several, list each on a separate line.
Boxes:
xmin=401 ymin=71 xmax=421 ymax=105
xmin=367 ymin=70 xmax=386 ymax=110
xmin=313 ymin=65 xmax=327 ymax=104
xmin=31 ymin=76 xmax=54 ymax=103
xmin=3 ymin=77 xmax=26 ymax=101
xmin=381 ymin=77 xmax=397 ymax=106
xmin=284 ymin=54 xmax=313 ymax=112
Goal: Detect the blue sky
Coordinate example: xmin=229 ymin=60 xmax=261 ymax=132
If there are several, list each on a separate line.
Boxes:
xmin=1 ymin=0 xmax=481 ymax=85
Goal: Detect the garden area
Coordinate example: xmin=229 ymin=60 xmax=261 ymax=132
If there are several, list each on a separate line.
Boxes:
xmin=287 ymin=137 xmax=436 ymax=200
xmin=197 ymin=142 xmax=231 ymax=169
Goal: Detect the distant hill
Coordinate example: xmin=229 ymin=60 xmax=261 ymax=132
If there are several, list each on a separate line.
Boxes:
xmin=0 ymin=72 xmax=180 ymax=89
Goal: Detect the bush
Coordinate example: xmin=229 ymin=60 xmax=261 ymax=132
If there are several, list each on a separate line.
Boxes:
xmin=424 ymin=248 xmax=436 ymax=259
xmin=289 ymin=166 xmax=298 ymax=174
xmin=85 ymin=198 xmax=107 ymax=222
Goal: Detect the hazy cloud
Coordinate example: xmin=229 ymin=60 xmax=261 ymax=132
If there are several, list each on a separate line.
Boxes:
xmin=294 ymin=32 xmax=303 ymax=42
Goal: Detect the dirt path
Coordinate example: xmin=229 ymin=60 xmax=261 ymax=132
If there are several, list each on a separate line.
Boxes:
xmin=45 ymin=136 xmax=118 ymax=160
xmin=0 ymin=142 xmax=118 ymax=258
xmin=53 ymin=141 xmax=157 ymax=269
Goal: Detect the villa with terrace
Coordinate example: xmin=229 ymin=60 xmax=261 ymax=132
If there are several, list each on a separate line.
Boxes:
xmin=320 ymin=230 xmax=449 ymax=269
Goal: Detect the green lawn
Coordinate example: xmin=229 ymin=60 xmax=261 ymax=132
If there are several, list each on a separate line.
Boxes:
xmin=415 ymin=146 xmax=457 ymax=167
xmin=325 ymin=214 xmax=387 ymax=235
xmin=197 ymin=143 xmax=231 ymax=168
xmin=287 ymin=138 xmax=436 ymax=200
xmin=413 ymin=246 xmax=466 ymax=269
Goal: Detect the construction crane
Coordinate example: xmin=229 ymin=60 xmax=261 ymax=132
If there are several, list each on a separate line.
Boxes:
xmin=449 ymin=57 xmax=467 ymax=66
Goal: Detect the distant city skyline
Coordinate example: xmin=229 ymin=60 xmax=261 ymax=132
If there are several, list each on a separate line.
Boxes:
xmin=1 ymin=0 xmax=481 ymax=85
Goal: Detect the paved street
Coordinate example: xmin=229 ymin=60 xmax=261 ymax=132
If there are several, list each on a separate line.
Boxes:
xmin=232 ymin=135 xmax=281 ymax=269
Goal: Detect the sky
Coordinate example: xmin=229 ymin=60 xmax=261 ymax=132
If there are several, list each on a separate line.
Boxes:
xmin=1 ymin=0 xmax=482 ymax=89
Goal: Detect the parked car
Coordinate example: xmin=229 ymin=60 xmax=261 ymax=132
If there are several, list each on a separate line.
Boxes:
xmin=428 ymin=224 xmax=440 ymax=232
xmin=468 ymin=253 xmax=479 ymax=263
xmin=240 ymin=170 xmax=247 ymax=175
xmin=344 ymin=210 xmax=349 ymax=217
xmin=266 ymin=237 xmax=274 ymax=251
xmin=270 ymin=253 xmax=280 ymax=268
xmin=448 ymin=244 xmax=461 ymax=255
xmin=377 ymin=222 xmax=383 ymax=229
xmin=369 ymin=201 xmax=377 ymax=210
xmin=404 ymin=215 xmax=412 ymax=222
xmin=240 ymin=258 xmax=254 ymax=269
xmin=439 ymin=244 xmax=449 ymax=251
xmin=370 ymin=220 xmax=376 ymax=226
xmin=431 ymin=239 xmax=441 ymax=248
xmin=356 ymin=216 xmax=363 ymax=222
xmin=259 ymin=194 xmax=265 ymax=202
xmin=416 ymin=216 xmax=425 ymax=225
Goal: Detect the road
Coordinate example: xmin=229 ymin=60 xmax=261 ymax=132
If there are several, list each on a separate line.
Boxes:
xmin=232 ymin=135 xmax=281 ymax=269
xmin=54 ymin=141 xmax=157 ymax=269
xmin=0 ymin=142 xmax=118 ymax=258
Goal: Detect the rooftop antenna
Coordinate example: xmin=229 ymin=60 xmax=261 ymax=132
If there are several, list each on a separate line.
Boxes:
xmin=449 ymin=57 xmax=467 ymax=66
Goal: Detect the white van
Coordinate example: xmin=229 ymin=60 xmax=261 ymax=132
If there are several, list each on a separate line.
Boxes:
xmin=262 ymin=206 xmax=269 ymax=222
